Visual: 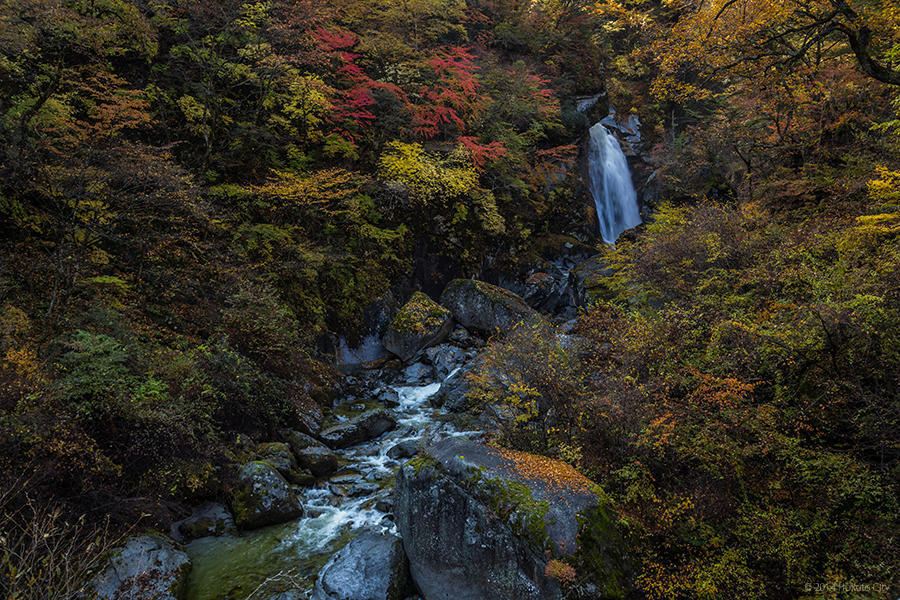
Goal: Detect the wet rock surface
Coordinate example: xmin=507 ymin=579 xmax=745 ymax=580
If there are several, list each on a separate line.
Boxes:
xmin=92 ymin=534 xmax=191 ymax=600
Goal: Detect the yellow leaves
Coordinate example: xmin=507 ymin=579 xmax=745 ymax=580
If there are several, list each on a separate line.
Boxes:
xmin=254 ymin=168 xmax=360 ymax=216
xmin=378 ymin=141 xmax=477 ymax=205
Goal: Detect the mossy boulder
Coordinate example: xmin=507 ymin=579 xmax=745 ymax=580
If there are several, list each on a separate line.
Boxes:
xmin=382 ymin=292 xmax=453 ymax=362
xmin=571 ymin=255 xmax=617 ymax=306
xmin=91 ymin=534 xmax=192 ymax=600
xmin=394 ymin=438 xmax=630 ymax=600
xmin=440 ymin=279 xmax=543 ymax=334
xmin=230 ymin=461 xmax=304 ymax=530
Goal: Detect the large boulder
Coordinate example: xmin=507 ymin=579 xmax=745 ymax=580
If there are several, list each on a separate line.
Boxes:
xmin=394 ymin=438 xmax=629 ymax=600
xmin=230 ymin=461 xmax=304 ymax=529
xmin=283 ymin=429 xmax=339 ymax=477
xmin=439 ymin=279 xmax=542 ymax=334
xmin=383 ymin=292 xmax=453 ymax=362
xmin=319 ymin=409 xmax=397 ymax=449
xmin=312 ymin=530 xmax=412 ymax=600
xmin=91 ymin=534 xmax=191 ymax=600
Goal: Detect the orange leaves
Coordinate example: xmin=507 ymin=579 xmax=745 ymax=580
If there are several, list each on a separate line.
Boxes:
xmin=495 ymin=447 xmax=596 ymax=497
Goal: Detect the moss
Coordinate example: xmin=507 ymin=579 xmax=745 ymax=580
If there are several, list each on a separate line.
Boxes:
xmin=390 ymin=292 xmax=449 ymax=335
xmin=572 ymin=490 xmax=631 ymax=598
xmin=405 ymin=453 xmax=440 ymax=474
xmin=465 ymin=466 xmax=552 ymax=550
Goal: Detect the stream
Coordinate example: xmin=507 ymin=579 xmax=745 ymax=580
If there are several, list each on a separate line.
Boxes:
xmin=183 ymin=369 xmax=480 ymax=600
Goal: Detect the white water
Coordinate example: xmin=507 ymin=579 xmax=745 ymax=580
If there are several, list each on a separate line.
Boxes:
xmin=185 ymin=369 xmax=480 ymax=599
xmin=587 ymin=123 xmax=642 ymax=244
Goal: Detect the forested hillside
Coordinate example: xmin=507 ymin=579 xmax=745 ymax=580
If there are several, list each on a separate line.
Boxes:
xmin=0 ymin=0 xmax=897 ymax=598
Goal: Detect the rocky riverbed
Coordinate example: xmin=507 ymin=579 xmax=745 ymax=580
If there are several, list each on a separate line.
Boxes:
xmin=89 ymin=274 xmax=629 ymax=600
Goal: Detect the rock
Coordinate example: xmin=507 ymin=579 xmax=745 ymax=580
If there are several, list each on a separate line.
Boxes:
xmin=571 ymin=255 xmax=617 ymax=306
xmin=519 ymin=268 xmax=574 ymax=315
xmin=394 ymin=438 xmax=630 ymax=600
xmin=423 ymin=344 xmax=466 ymax=379
xmin=348 ymin=482 xmax=381 ymax=497
xmin=91 ymin=534 xmax=191 ymax=600
xmin=230 ymin=461 xmax=304 ymax=529
xmin=377 ymin=388 xmax=400 ymax=408
xmin=440 ymin=279 xmax=542 ymax=334
xmin=253 ymin=442 xmax=297 ymax=475
xmin=401 ymin=362 xmax=434 ymax=384
xmin=431 ymin=364 xmax=473 ymax=412
xmin=387 ymin=439 xmax=419 ymax=459
xmin=283 ymin=430 xmax=340 ymax=477
xmin=319 ymin=409 xmax=397 ymax=449
xmin=447 ymin=327 xmax=483 ymax=349
xmin=172 ymin=503 xmax=235 ymax=542
xmin=383 ymin=292 xmax=453 ymax=363
xmin=312 ymin=530 xmax=411 ymax=600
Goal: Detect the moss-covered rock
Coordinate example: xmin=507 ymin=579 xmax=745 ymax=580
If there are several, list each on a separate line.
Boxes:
xmin=570 ymin=255 xmax=617 ymax=305
xmin=382 ymin=292 xmax=453 ymax=362
xmin=393 ymin=438 xmax=630 ymax=600
xmin=91 ymin=534 xmax=192 ymax=600
xmin=230 ymin=461 xmax=304 ymax=530
xmin=440 ymin=279 xmax=543 ymax=334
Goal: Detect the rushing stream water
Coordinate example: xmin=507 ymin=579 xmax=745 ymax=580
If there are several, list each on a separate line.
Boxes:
xmin=184 ymin=371 xmax=479 ymax=599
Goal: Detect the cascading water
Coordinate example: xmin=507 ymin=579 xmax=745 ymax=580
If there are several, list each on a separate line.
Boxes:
xmin=587 ymin=122 xmax=642 ymax=244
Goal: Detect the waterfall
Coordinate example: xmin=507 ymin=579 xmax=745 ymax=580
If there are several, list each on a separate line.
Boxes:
xmin=587 ymin=122 xmax=642 ymax=244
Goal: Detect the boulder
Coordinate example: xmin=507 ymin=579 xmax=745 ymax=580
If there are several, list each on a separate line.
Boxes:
xmin=376 ymin=388 xmax=401 ymax=408
xmin=401 ymin=362 xmax=434 ymax=384
xmin=423 ymin=344 xmax=466 ymax=380
xmin=440 ymin=279 xmax=542 ymax=334
xmin=571 ymin=255 xmax=616 ymax=306
xmin=430 ymin=362 xmax=475 ymax=413
xmin=312 ymin=530 xmax=412 ymax=600
xmin=387 ymin=439 xmax=419 ymax=460
xmin=447 ymin=327 xmax=483 ymax=349
xmin=284 ymin=430 xmax=340 ymax=477
xmin=91 ymin=534 xmax=191 ymax=600
xmin=394 ymin=438 xmax=630 ymax=600
xmin=172 ymin=503 xmax=235 ymax=542
xmin=319 ymin=409 xmax=397 ymax=449
xmin=230 ymin=461 xmax=304 ymax=529
xmin=383 ymin=292 xmax=453 ymax=362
